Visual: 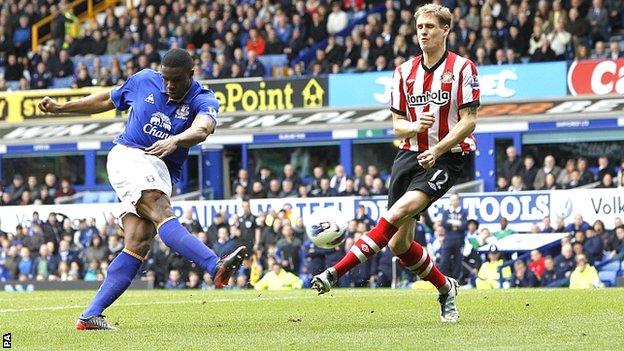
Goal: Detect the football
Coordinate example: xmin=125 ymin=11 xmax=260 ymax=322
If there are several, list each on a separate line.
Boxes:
xmin=304 ymin=207 xmax=347 ymax=248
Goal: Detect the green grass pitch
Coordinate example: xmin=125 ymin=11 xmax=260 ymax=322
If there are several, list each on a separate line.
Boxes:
xmin=1 ymin=288 xmax=623 ymax=350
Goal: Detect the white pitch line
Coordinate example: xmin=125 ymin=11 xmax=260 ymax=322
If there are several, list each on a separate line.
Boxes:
xmin=0 ymin=291 xmax=414 ymax=314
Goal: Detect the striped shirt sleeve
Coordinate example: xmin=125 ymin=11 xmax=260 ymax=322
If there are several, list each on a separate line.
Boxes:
xmin=390 ymin=66 xmax=406 ymax=116
xmin=458 ymin=60 xmax=480 ymax=110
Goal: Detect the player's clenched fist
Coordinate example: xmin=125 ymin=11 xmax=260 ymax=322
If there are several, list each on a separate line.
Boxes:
xmin=415 ymin=112 xmax=435 ymax=132
xmin=38 ymin=96 xmax=62 ymax=113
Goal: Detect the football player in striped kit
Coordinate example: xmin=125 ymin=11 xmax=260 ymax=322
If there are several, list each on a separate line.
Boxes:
xmin=312 ymin=3 xmax=480 ymax=323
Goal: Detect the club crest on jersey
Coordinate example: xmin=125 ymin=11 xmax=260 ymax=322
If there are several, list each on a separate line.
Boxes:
xmin=407 ymin=90 xmax=450 ymax=106
xmin=175 ymin=104 xmax=190 ymax=120
xmin=441 ymin=71 xmax=454 ymax=83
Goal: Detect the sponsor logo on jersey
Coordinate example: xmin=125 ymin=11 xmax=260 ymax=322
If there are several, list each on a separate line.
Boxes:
xmin=407 ymin=90 xmax=450 ymax=106
xmin=143 ymin=112 xmax=172 ymax=139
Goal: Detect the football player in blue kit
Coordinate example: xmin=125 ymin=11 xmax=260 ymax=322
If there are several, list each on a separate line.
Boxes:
xmin=39 ymin=48 xmax=246 ymax=330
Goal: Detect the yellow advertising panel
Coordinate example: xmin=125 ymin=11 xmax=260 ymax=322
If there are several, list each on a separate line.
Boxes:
xmin=0 ymin=87 xmax=121 ymax=123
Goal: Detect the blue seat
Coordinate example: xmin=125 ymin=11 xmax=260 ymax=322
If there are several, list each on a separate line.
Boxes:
xmin=599 ymin=270 xmax=617 ymax=287
xmin=82 ymin=192 xmax=100 ymax=203
xmin=98 ymin=191 xmax=118 ymax=203
xmin=6 ymin=80 xmax=20 ymax=91
xmin=52 ymin=76 xmax=74 ymax=89
xmin=600 ymin=260 xmax=621 ymax=272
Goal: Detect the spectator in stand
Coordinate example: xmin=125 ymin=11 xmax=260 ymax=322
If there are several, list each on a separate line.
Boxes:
xmin=569 ymin=254 xmax=603 ymax=289
xmin=476 ymin=245 xmax=511 ymax=289
xmin=508 ymin=175 xmax=526 ymax=192
xmin=30 ymin=62 xmax=52 ymax=89
xmin=254 ymin=260 xmax=302 ymax=290
xmin=519 ymin=155 xmax=539 ymax=189
xmin=586 ymin=0 xmax=610 ymax=44
xmin=180 ymin=208 xmax=203 ymax=234
xmin=165 ymin=269 xmax=186 ymax=289
xmin=71 ymin=67 xmax=93 ymax=89
xmin=584 ymin=228 xmax=604 ymax=265
xmin=494 ymin=217 xmax=513 ymax=240
xmin=280 ymin=164 xmax=302 ymax=188
xmin=556 ymin=159 xmax=576 ymax=188
xmin=511 ymin=260 xmax=539 ymax=287
xmin=7 ymin=174 xmax=26 ymax=202
xmin=213 ymin=227 xmax=236 ymax=258
xmin=266 ymin=179 xmax=281 ymax=198
xmin=439 ymin=193 xmax=468 ymax=280
xmin=597 ymin=173 xmax=616 ymax=188
xmin=53 ymin=50 xmax=74 ymax=78
xmin=56 ymin=177 xmax=76 ymax=198
xmin=502 ymin=146 xmax=523 ymax=182
xmin=243 ymin=50 xmax=265 ymax=77
xmin=608 ymin=40 xmax=623 ymax=59
xmin=566 ymin=214 xmax=591 ymax=233
xmin=330 ymin=165 xmax=348 ymax=193
xmin=541 ymin=256 xmax=560 ymax=287
xmin=496 ymin=176 xmax=509 ymax=191
xmin=276 ymin=224 xmax=302 ymax=274
xmin=591 ymin=40 xmax=608 ymax=59
xmin=534 ymin=155 xmax=562 ymax=190
xmin=279 ymin=180 xmax=297 ymax=198
xmin=597 ymin=155 xmax=615 ymax=180
xmin=327 ymin=2 xmax=348 ymax=35
xmin=232 ymin=169 xmax=251 ymax=194
xmin=577 ymin=157 xmax=595 ymax=185
xmin=316 ymin=178 xmax=338 ymax=197
xmin=529 ymin=250 xmax=546 ymax=280
xmin=541 ymin=216 xmax=555 ymax=233
xmin=555 ymin=243 xmax=576 ymax=279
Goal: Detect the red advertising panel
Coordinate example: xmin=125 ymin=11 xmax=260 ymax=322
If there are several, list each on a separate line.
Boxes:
xmin=568 ymin=58 xmax=624 ymax=96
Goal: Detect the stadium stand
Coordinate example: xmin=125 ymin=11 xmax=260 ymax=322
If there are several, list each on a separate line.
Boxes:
xmin=1 ymin=0 xmax=624 ymax=291
xmin=2 ymin=0 xmax=624 ymax=89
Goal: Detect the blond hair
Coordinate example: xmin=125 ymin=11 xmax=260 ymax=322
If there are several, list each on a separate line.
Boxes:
xmin=414 ymin=4 xmax=452 ymax=28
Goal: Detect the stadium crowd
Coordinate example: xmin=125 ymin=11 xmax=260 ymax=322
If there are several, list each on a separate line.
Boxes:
xmin=497 ymin=147 xmax=624 ymax=192
xmin=230 ymin=163 xmax=389 ymax=200
xmin=1 ymin=198 xmax=623 ymax=290
xmin=1 ymin=0 xmax=624 ymax=90
xmin=0 ymin=173 xmax=76 ymax=206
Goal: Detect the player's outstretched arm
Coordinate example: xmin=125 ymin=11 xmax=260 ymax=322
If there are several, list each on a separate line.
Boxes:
xmin=417 ymin=104 xmax=477 ymax=169
xmin=392 ymin=112 xmax=434 ymax=139
xmin=38 ymin=90 xmax=115 ymax=114
xmin=145 ymin=113 xmax=216 ymax=158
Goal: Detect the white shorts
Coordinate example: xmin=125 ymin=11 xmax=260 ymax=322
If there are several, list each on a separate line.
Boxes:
xmin=107 ymin=144 xmax=172 ymax=217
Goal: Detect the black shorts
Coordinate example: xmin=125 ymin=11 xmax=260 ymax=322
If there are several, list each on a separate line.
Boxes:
xmin=387 ymin=149 xmax=469 ymax=215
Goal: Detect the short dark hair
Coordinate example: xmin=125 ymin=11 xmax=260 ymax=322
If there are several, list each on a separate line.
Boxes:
xmin=162 ymin=48 xmax=193 ymax=72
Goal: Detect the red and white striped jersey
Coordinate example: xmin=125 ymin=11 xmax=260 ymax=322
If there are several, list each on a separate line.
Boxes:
xmin=390 ymin=51 xmax=479 ymax=153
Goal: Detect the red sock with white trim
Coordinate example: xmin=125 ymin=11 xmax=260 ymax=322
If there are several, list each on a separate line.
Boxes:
xmin=332 ymin=217 xmax=399 ymax=277
xmin=397 ymin=241 xmax=450 ymax=293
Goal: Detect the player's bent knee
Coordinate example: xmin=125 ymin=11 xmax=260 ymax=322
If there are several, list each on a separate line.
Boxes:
xmin=136 ymin=190 xmax=174 ymax=225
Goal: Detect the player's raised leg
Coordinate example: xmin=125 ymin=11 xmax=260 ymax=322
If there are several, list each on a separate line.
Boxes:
xmin=389 ymin=218 xmax=459 ymax=323
xmin=136 ymin=190 xmax=246 ymax=288
xmin=311 ymin=190 xmax=428 ymax=293
xmin=76 ymin=214 xmax=155 ymax=330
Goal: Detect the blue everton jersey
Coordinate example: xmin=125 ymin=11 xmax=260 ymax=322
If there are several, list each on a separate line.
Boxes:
xmin=110 ymin=69 xmax=218 ymax=182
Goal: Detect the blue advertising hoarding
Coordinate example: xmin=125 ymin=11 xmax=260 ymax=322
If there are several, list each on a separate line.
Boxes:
xmin=328 ymin=61 xmax=568 ymax=107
